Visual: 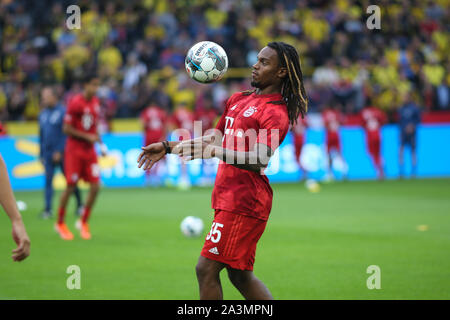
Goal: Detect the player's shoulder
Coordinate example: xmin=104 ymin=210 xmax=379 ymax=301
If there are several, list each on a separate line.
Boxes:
xmin=67 ymin=94 xmax=83 ymax=108
xmin=69 ymin=93 xmax=83 ymax=103
xmin=227 ymin=91 xmax=248 ymax=104
xmin=257 ymin=102 xmax=290 ymax=129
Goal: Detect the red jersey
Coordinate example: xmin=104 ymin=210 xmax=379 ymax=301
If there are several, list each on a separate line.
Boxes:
xmin=212 ymin=92 xmax=290 ymax=221
xmin=361 ymin=106 xmax=387 ymax=140
xmin=170 ymin=107 xmax=194 ymax=139
xmin=194 ymin=108 xmax=218 ymax=133
xmin=64 ymin=93 xmax=100 ymax=151
xmin=322 ymin=109 xmax=343 ymax=133
xmin=140 ymin=105 xmax=168 ymax=143
xmin=0 ymin=121 xmax=7 ymax=136
xmin=292 ymin=115 xmax=307 ymax=138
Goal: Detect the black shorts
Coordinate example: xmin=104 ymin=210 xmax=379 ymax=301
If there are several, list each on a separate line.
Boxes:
xmin=401 ymin=133 xmax=416 ymax=149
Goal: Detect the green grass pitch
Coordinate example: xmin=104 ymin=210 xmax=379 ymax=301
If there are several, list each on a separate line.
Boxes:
xmin=1 ymin=179 xmax=449 ymax=300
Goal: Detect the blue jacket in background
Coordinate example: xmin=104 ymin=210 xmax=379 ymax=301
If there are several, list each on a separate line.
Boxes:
xmin=39 ymin=103 xmax=66 ymax=158
xmin=399 ymin=102 xmax=421 ymax=133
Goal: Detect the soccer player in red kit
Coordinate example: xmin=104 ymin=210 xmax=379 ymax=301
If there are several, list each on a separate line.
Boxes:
xmin=322 ymin=105 xmax=345 ymax=180
xmin=292 ymin=114 xmax=307 ymax=179
xmin=360 ymin=105 xmax=387 ymax=179
xmin=169 ymin=102 xmax=195 ymax=189
xmin=140 ymin=103 xmax=168 ymax=184
xmin=56 ymin=74 xmax=105 ymax=240
xmin=194 ymin=98 xmax=218 ymax=134
xmin=137 ymin=42 xmax=308 ymax=300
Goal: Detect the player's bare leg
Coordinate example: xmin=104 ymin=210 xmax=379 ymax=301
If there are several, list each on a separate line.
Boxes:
xmin=411 ymin=147 xmax=417 ymax=178
xmin=77 ymin=183 xmax=100 ymax=239
xmin=196 ymin=256 xmax=226 ymax=300
xmin=55 ymin=185 xmax=76 ymax=240
xmin=227 ymin=268 xmax=273 ymax=300
xmin=399 ymin=145 xmax=404 ymax=179
xmin=327 ymin=153 xmax=334 ymax=181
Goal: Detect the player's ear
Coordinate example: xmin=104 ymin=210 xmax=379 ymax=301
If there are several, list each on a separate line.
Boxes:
xmin=277 ymin=67 xmax=287 ymax=79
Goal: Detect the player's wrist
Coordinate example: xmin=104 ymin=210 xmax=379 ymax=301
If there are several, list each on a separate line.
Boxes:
xmin=162 ymin=141 xmax=171 ymax=154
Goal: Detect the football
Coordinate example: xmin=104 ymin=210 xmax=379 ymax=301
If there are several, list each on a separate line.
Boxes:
xmin=180 ymin=216 xmax=204 ymax=237
xmin=185 ymin=41 xmax=228 ymax=83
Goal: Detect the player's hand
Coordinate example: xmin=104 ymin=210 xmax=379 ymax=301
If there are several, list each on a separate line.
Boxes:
xmin=52 ymin=151 xmax=62 ymax=163
xmin=11 ymin=218 xmax=30 ymax=262
xmin=86 ymin=133 xmax=100 ymax=144
xmin=137 ymin=142 xmax=166 ymax=171
xmin=175 ymin=136 xmax=217 ymax=161
xmin=99 ymin=143 xmax=108 ymax=157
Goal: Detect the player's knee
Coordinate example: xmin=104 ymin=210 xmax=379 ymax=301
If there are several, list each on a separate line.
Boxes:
xmin=195 ymin=260 xmax=209 ymax=282
xmin=227 ymin=269 xmax=252 ymax=287
xmin=66 ymin=184 xmax=76 ymax=193
xmin=195 ymin=258 xmax=219 ymax=283
xmin=90 ymin=183 xmax=100 ymax=194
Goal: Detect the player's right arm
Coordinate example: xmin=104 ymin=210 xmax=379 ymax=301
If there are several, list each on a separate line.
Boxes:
xmin=63 ymin=123 xmax=99 ymax=144
xmin=63 ymin=98 xmax=99 ymax=144
xmin=0 ymin=154 xmax=30 ymax=262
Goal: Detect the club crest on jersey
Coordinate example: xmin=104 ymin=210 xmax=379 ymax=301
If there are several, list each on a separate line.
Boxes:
xmin=243 ymin=106 xmax=257 ymax=117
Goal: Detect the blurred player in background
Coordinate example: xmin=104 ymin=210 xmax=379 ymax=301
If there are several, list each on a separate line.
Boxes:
xmin=399 ymin=92 xmax=421 ymax=178
xmin=140 ymin=102 xmax=168 ymax=185
xmin=322 ymin=104 xmax=346 ymax=180
xmin=360 ymin=103 xmax=387 ymax=180
xmin=0 ymin=154 xmax=31 ymax=261
xmin=39 ymin=86 xmax=82 ymax=219
xmin=0 ymin=121 xmax=6 ymax=136
xmin=137 ymin=42 xmax=308 ymax=300
xmin=169 ymin=101 xmax=194 ymax=189
xmin=194 ymin=95 xmax=218 ymax=134
xmin=56 ymin=74 xmax=106 ymax=240
xmin=291 ymin=114 xmax=307 ymax=180
xmin=194 ymin=96 xmax=219 ymax=185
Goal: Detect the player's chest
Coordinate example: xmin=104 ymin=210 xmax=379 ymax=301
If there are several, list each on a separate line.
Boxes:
xmin=223 ymin=103 xmax=261 ymax=138
xmin=78 ymin=104 xmax=100 ymax=130
xmin=79 ymin=103 xmax=100 ymax=119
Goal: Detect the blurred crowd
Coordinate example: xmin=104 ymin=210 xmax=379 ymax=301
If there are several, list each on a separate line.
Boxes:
xmin=0 ymin=0 xmax=449 ymax=127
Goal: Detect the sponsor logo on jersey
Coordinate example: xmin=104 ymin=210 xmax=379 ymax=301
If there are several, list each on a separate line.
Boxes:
xmin=208 ymin=247 xmax=219 ymax=255
xmin=243 ymin=106 xmax=257 ymax=117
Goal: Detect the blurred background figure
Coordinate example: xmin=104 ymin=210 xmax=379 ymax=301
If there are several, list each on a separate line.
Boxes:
xmin=360 ymin=101 xmax=388 ymax=180
xmin=398 ymin=92 xmax=422 ymax=178
xmin=39 ymin=86 xmax=82 ymax=219
xmin=140 ymin=101 xmax=168 ymax=186
xmin=169 ymin=101 xmax=194 ymax=190
xmin=291 ymin=114 xmax=308 ymax=181
xmin=322 ymin=104 xmax=346 ymax=181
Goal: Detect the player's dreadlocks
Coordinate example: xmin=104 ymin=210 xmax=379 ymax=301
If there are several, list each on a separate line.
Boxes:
xmin=267 ymin=41 xmax=308 ymax=126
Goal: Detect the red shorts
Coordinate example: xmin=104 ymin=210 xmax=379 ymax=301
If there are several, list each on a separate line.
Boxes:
xmin=201 ymin=210 xmax=267 ymax=271
xmin=64 ymin=148 xmax=100 ymax=185
xmin=326 ymin=132 xmax=340 ymax=152
xmin=294 ymin=136 xmax=304 ymax=161
xmin=368 ymin=138 xmax=380 ymax=157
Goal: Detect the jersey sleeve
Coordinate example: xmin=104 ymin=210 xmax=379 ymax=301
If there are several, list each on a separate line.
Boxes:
xmin=256 ymin=107 xmax=290 ymax=152
xmin=215 ymin=92 xmax=243 ymax=134
xmin=64 ymin=97 xmax=79 ymax=126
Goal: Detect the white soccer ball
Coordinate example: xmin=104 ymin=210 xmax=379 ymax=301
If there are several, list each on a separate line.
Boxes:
xmin=16 ymin=200 xmax=27 ymax=211
xmin=180 ymin=216 xmax=204 ymax=238
xmin=185 ymin=41 xmax=228 ymax=84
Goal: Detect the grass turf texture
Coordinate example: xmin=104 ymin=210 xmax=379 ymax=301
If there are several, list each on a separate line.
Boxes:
xmin=1 ymin=179 xmax=449 ymax=300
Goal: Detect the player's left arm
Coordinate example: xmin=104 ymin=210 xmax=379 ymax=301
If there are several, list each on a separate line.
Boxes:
xmin=96 ymin=127 xmax=107 ymax=156
xmin=176 ymin=108 xmax=288 ymax=173
xmin=213 ymin=143 xmax=272 ymax=173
